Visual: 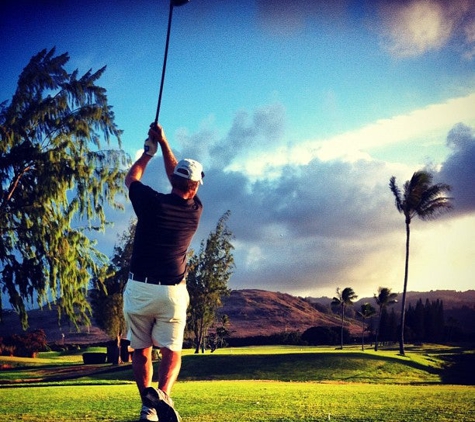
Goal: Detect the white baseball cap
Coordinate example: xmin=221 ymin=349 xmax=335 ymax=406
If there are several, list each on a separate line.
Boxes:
xmin=173 ymin=159 xmax=204 ymax=184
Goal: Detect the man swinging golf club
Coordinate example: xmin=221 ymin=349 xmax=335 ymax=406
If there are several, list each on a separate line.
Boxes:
xmin=123 ymin=122 xmax=204 ymax=422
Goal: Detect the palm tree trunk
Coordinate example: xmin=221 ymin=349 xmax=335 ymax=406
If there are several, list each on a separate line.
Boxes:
xmin=399 ymin=221 xmax=411 ymax=356
xmin=361 ymin=319 xmax=365 ymax=351
xmin=375 ymin=308 xmax=381 ymax=352
xmin=340 ymin=306 xmax=344 ymax=349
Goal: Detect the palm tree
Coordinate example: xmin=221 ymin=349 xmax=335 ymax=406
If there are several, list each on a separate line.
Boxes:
xmin=357 ymin=303 xmax=376 ymax=351
xmin=389 ymin=170 xmax=452 ymax=355
xmin=331 ymin=287 xmax=358 ymax=349
xmin=373 ymin=287 xmax=398 ymax=351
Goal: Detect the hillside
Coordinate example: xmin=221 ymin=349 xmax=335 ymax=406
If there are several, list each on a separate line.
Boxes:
xmin=0 ymin=303 xmax=110 ymax=345
xmin=220 ymin=289 xmax=358 ymax=338
xmin=0 ymin=289 xmax=473 ymax=344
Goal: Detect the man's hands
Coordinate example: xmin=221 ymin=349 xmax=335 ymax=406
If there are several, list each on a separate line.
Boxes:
xmin=144 ymin=137 xmax=157 ymax=156
xmin=144 ymin=123 xmax=166 ymax=156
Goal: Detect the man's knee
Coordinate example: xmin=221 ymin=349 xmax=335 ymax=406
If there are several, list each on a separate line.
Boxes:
xmin=133 ymin=346 xmax=153 ymax=359
xmin=160 ymin=347 xmax=177 ymax=357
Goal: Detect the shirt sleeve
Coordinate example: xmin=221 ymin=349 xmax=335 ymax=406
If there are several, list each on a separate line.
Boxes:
xmin=129 ymin=181 xmax=152 ymax=218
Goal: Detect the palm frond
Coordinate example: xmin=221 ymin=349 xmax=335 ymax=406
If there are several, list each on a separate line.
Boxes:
xmin=389 ymin=176 xmax=403 ymax=213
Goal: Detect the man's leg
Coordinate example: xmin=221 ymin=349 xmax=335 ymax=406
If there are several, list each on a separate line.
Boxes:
xmin=158 ymin=347 xmax=182 ymax=395
xmin=141 ymin=347 xmax=182 ymax=421
xmin=133 ymin=346 xmax=154 ymax=395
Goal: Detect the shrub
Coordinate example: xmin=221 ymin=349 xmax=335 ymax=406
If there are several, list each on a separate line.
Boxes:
xmin=82 ymin=352 xmax=107 ymax=364
xmin=301 ymin=326 xmax=347 ymax=346
xmin=0 ymin=329 xmax=48 ymax=357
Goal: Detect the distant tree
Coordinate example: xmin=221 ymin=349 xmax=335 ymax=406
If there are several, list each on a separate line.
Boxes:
xmin=187 ymin=211 xmax=234 ymax=354
xmin=301 ymin=326 xmax=344 ymax=346
xmin=90 ymin=220 xmax=136 ymax=363
xmin=331 ymin=287 xmax=358 ymax=349
xmin=373 ymin=287 xmax=398 ymax=351
xmin=311 ymin=301 xmax=331 ymax=314
xmin=445 ymin=316 xmax=461 ymax=342
xmin=380 ymin=308 xmax=398 ymax=344
xmin=1 ymin=329 xmax=48 ymax=358
xmin=0 ymin=48 xmax=129 ymax=329
xmin=214 ymin=314 xmax=230 ymax=350
xmin=207 ymin=313 xmax=230 ymax=352
xmin=389 ymin=170 xmax=452 ymax=355
xmin=357 ymin=303 xmax=376 ymax=351
xmin=406 ymin=298 xmax=445 ymax=344
xmin=406 ymin=299 xmax=425 ymax=342
xmin=425 ymin=299 xmax=445 ymax=343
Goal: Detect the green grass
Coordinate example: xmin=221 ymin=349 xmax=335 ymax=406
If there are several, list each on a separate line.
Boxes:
xmin=180 ymin=347 xmax=444 ymax=384
xmin=0 ymin=345 xmax=474 ymax=421
xmin=0 ymin=382 xmax=474 ymax=421
xmin=0 ymin=346 xmax=104 ymax=367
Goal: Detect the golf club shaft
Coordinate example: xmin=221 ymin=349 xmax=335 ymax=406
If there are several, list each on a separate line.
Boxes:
xmin=155 ymin=2 xmax=175 ymax=124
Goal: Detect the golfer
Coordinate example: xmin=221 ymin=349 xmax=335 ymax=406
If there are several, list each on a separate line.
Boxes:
xmin=123 ymin=123 xmax=204 ymax=422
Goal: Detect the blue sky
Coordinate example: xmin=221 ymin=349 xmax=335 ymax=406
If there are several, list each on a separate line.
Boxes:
xmin=1 ymin=0 xmax=475 ymax=299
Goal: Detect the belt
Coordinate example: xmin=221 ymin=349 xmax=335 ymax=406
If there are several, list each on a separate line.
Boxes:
xmin=129 ymin=272 xmax=185 ymax=286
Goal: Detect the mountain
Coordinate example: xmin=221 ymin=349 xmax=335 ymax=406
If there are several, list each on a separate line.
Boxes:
xmin=0 ymin=303 xmax=110 ymax=345
xmin=220 ymin=289 xmax=359 ymax=338
xmin=0 ymin=289 xmax=473 ymax=344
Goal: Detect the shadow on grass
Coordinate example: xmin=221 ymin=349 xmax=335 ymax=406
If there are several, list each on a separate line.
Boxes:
xmin=179 ymin=350 xmax=475 ymax=385
xmin=439 ymin=353 xmax=475 ymax=385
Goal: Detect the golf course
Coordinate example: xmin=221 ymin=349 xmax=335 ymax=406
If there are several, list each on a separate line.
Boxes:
xmin=0 ymin=344 xmax=474 ymax=421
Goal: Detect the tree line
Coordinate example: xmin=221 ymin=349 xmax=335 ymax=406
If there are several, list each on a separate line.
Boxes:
xmin=307 ymin=287 xmax=458 ymax=350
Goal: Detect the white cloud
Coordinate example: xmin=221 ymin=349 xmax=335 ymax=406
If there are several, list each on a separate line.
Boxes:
xmin=378 ymin=0 xmax=475 ymax=58
xmin=463 ymin=19 xmax=475 ymax=60
xmin=227 ymin=93 xmax=475 ymax=177
xmin=312 ymin=93 xmax=475 ymax=162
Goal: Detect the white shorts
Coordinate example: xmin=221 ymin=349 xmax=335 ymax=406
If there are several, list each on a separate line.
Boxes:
xmin=123 ymin=279 xmax=189 ymax=352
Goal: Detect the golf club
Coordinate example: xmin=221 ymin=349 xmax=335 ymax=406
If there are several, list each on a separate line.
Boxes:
xmin=154 ymin=0 xmax=190 ymax=124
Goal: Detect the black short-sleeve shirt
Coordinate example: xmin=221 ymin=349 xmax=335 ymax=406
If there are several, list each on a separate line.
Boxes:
xmin=129 ymin=181 xmax=203 ymax=283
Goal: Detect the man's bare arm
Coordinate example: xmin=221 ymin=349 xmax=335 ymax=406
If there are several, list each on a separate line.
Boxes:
xmin=125 ymin=153 xmax=152 ymax=189
xmin=148 ymin=123 xmax=178 ymax=182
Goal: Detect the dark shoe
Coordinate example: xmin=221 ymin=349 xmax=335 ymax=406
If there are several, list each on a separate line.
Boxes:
xmin=142 ymin=387 xmax=182 ymax=422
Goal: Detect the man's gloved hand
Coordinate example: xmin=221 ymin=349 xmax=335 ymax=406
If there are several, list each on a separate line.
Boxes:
xmin=144 ymin=137 xmax=158 ymax=156
xmin=145 ymin=123 xmax=166 ymax=156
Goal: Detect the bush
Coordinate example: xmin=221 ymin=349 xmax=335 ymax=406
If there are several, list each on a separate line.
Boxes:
xmin=301 ymin=326 xmax=347 ymax=346
xmin=227 ymin=331 xmax=303 ymax=347
xmin=82 ymin=352 xmax=107 ymax=364
xmin=0 ymin=329 xmax=48 ymax=357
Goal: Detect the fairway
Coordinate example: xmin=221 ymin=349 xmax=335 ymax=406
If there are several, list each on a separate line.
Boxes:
xmin=1 ymin=382 xmax=474 ymax=421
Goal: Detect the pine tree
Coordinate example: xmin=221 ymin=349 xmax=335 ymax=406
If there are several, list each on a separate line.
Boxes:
xmin=0 ymin=48 xmax=129 ymax=329
xmin=90 ymin=219 xmax=136 ymax=362
xmin=186 ymin=211 xmax=234 ymax=353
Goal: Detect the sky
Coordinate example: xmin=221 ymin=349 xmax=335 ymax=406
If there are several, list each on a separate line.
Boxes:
xmin=1 ymin=0 xmax=474 ymax=300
